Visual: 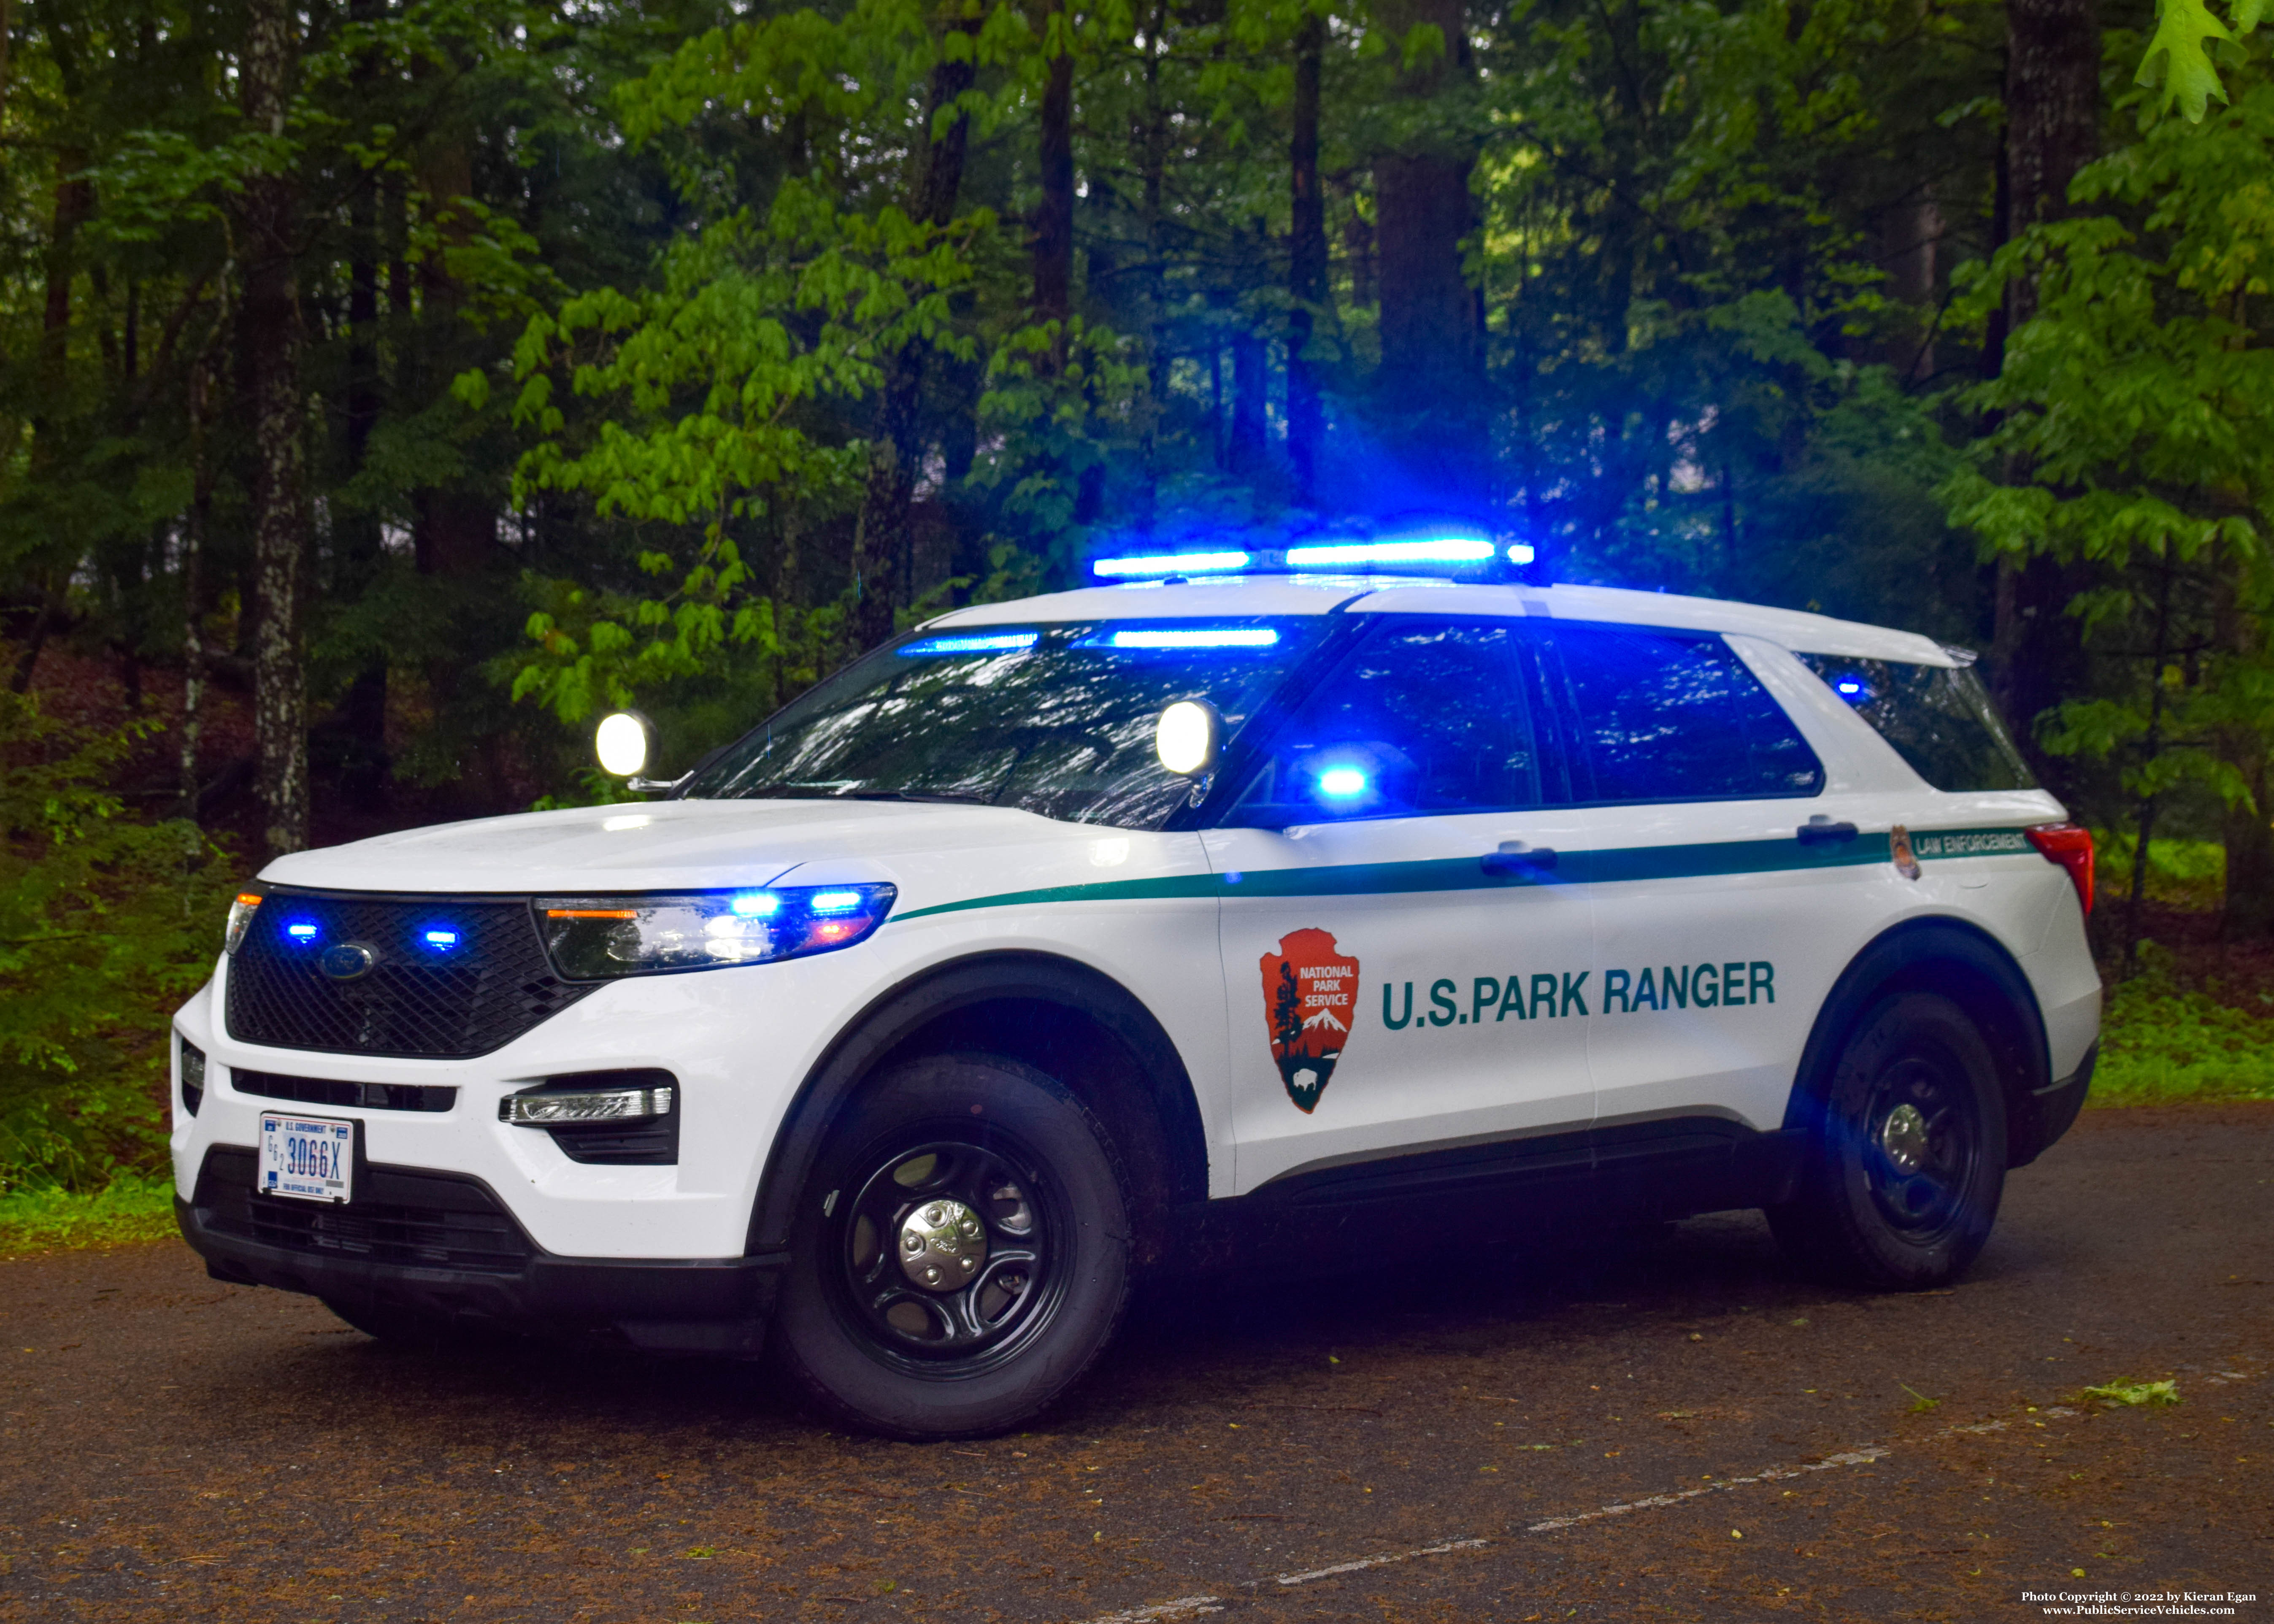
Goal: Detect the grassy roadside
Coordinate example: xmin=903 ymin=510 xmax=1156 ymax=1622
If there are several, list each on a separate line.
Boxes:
xmin=0 ymin=1175 xmax=177 ymax=1259
xmin=2090 ymin=971 xmax=2274 ymax=1106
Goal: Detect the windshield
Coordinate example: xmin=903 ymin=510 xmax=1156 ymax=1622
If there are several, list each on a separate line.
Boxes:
xmin=683 ymin=619 xmax=1327 ymax=829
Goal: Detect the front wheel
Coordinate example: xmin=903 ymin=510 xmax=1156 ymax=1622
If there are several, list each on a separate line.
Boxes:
xmin=1768 ymin=990 xmax=2007 ymax=1289
xmin=771 ymin=1053 xmax=1132 ymax=1440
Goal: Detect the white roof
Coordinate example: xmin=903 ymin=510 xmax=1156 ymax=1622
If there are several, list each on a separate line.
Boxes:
xmin=933 ymin=576 xmax=1958 ymax=665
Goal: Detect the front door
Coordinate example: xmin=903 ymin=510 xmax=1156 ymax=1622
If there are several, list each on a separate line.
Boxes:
xmin=1202 ymin=616 xmax=1598 ymax=1194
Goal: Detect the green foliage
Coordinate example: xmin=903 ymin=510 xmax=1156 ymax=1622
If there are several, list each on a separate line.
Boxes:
xmin=2093 ymin=946 xmax=2274 ymax=1104
xmin=0 ymin=690 xmax=235 ymax=1193
xmin=0 ymin=1174 xmax=177 ymax=1256
xmin=2136 ymin=0 xmax=2264 ymax=122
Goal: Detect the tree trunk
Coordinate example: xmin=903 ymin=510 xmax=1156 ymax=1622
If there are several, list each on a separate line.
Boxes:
xmin=850 ymin=6 xmax=982 ymax=651
xmin=1287 ymin=11 xmax=1327 ymax=501
xmin=2002 ymin=0 xmax=2100 ymax=331
xmin=1231 ymin=305 xmax=1267 ymax=475
xmin=2224 ymin=754 xmax=2274 ymax=940
xmin=1033 ymin=0 xmax=1074 ymax=355
xmin=336 ymin=0 xmax=389 ymax=801
xmin=1373 ymin=0 xmax=1482 ymax=504
xmin=240 ymin=0 xmax=309 ymax=858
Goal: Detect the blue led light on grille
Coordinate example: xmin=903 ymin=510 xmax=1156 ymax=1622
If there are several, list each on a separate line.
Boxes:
xmin=1318 ymin=766 xmax=1370 ymax=799
xmin=809 ymin=890 xmax=865 ymax=913
xmin=286 ymin=922 xmax=319 ymax=941
xmin=422 ymin=928 xmax=460 ymax=948
xmin=730 ymin=892 xmax=781 ymax=917
xmin=1284 ymin=537 xmax=1497 ymax=568
xmin=898 ymin=632 xmax=1040 ymax=657
xmin=1090 ymin=549 xmax=1253 ymax=579
xmin=1100 ymin=627 xmax=1279 ymax=650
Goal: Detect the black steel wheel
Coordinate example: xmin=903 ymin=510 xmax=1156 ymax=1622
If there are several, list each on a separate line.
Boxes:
xmin=772 ymin=1053 xmax=1131 ymax=1440
xmin=1768 ymin=990 xmax=2007 ymax=1289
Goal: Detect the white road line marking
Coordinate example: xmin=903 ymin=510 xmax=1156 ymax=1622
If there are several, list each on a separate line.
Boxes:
xmin=1072 ymin=1598 xmax=1225 ymax=1623
xmin=1274 ymin=1537 xmax=1490 ymax=1587
xmin=1523 ymin=1446 xmax=1889 ymax=1533
xmin=1060 ymin=1370 xmax=2273 ymax=1624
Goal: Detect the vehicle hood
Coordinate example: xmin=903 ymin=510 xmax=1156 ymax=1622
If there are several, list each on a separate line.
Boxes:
xmin=257 ymin=798 xmax=1070 ymax=896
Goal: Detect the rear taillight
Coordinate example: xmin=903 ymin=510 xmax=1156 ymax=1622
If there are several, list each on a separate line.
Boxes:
xmin=2026 ymin=822 xmax=2094 ymax=916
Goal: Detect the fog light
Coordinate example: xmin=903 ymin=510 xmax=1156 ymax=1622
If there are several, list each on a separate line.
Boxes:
xmin=500 ymin=1085 xmax=673 ymax=1127
xmin=179 ymin=1038 xmax=206 ymax=1118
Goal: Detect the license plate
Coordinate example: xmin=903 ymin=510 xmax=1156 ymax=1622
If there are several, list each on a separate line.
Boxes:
xmin=257 ymin=1113 xmax=354 ymax=1204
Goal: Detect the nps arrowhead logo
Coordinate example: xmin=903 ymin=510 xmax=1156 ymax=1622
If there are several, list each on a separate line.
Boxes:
xmin=1260 ymin=928 xmax=1360 ymax=1114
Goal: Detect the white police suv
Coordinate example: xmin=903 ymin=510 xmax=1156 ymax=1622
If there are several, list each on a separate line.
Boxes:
xmin=170 ymin=540 xmax=2101 ymax=1439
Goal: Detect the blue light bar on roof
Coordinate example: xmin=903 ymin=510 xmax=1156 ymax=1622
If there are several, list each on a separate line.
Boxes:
xmin=1090 ymin=550 xmax=1252 ymax=579
xmin=1284 ymin=537 xmax=1497 ymax=568
xmin=1100 ymin=627 xmax=1280 ymax=650
xmin=898 ymin=631 xmax=1039 ymax=657
xmin=1506 ymin=542 xmax=1537 ymax=565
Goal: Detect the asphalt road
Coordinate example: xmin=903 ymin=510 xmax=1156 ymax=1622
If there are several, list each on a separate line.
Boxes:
xmin=3 ymin=1104 xmax=2271 ymax=1624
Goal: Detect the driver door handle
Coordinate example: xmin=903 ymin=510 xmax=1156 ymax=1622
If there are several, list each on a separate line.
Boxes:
xmin=1797 ymin=816 xmax=1860 ymax=846
xmin=1482 ymin=843 xmax=1558 ymax=875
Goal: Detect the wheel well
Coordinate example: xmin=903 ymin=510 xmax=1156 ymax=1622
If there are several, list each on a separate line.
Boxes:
xmin=1785 ymin=919 xmax=2052 ymax=1168
xmin=745 ymin=952 xmax=1209 ymax=1265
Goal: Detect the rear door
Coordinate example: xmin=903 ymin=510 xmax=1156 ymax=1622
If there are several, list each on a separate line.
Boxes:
xmin=1535 ymin=622 xmax=1876 ymax=1160
xmin=1201 ymin=616 xmax=1598 ymax=1193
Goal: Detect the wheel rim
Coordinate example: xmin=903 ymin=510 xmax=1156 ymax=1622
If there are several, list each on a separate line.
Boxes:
xmin=1861 ymin=1051 xmax=1980 ymax=1240
xmin=827 ymin=1134 xmax=1064 ymax=1377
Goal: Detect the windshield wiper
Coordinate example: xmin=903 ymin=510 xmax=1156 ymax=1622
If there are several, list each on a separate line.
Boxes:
xmin=732 ymin=784 xmax=998 ymax=806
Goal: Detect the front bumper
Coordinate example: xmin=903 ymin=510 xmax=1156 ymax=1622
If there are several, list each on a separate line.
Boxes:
xmin=177 ymin=1145 xmax=786 ymax=1355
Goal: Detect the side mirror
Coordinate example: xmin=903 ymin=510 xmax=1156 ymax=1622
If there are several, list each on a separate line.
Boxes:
xmin=1156 ymin=699 xmax=1222 ymax=778
xmin=595 ymin=710 xmax=657 ymax=778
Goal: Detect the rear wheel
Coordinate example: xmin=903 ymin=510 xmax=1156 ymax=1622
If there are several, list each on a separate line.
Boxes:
xmin=771 ymin=1053 xmax=1132 ymax=1440
xmin=1768 ymin=990 xmax=2006 ymax=1289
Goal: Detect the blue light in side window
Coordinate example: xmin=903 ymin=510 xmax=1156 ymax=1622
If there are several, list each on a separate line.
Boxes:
xmin=1284 ymin=537 xmax=1496 ymax=568
xmin=899 ymin=632 xmax=1039 ymax=657
xmin=1317 ymin=766 xmax=1370 ymax=799
xmin=1091 ymin=549 xmax=1252 ymax=578
xmin=730 ymin=892 xmax=781 ymax=917
xmin=1098 ymin=627 xmax=1279 ymax=650
xmin=1830 ymin=673 xmax=1875 ymax=705
xmin=422 ymin=928 xmax=460 ymax=949
xmin=286 ymin=921 xmax=319 ymax=941
xmin=809 ymin=890 xmax=865 ymax=913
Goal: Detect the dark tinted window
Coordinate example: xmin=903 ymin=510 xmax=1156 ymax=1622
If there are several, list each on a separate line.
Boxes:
xmin=683 ymin=619 xmax=1323 ymax=830
xmin=1795 ymin=654 xmax=2036 ymax=792
xmin=1549 ymin=624 xmax=1824 ymax=803
xmin=1230 ymin=620 xmax=1546 ymax=822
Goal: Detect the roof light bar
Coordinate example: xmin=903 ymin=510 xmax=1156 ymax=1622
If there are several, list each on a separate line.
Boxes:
xmin=1283 ymin=537 xmax=1497 ymax=568
xmin=899 ymin=631 xmax=1039 ymax=657
xmin=1091 ymin=550 xmax=1252 ymax=579
xmin=1102 ymin=627 xmax=1280 ymax=650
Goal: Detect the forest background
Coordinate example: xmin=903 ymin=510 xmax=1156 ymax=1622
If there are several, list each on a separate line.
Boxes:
xmin=2 ymin=0 xmax=2273 ymax=1221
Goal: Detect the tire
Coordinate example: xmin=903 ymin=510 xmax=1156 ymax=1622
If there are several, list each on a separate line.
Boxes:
xmin=1768 ymin=990 xmax=2007 ymax=1290
xmin=771 ymin=1052 xmax=1133 ymax=1441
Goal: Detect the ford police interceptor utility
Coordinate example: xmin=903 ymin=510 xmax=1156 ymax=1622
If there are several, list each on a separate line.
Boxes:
xmin=170 ymin=538 xmax=2101 ymax=1440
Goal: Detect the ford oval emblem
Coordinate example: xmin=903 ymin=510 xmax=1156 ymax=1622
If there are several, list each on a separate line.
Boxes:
xmin=320 ymin=942 xmax=379 ymax=981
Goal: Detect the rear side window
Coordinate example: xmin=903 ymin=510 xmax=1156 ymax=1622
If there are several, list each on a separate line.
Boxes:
xmin=1795 ymin=654 xmax=2037 ymax=792
xmin=1547 ymin=624 xmax=1825 ymax=804
xmin=1230 ymin=620 xmax=1548 ymax=822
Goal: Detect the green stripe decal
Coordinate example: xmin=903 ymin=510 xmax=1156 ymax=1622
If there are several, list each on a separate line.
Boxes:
xmin=893 ymin=825 xmax=2038 ymax=922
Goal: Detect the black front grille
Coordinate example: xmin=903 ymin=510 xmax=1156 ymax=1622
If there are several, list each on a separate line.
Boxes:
xmin=231 ymin=1069 xmax=458 ymax=1113
xmin=195 ymin=1147 xmax=535 ymax=1273
xmin=225 ymin=887 xmax=597 ymax=1059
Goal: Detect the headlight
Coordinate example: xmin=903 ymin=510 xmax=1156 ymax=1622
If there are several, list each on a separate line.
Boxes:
xmin=224 ymin=891 xmax=263 ymax=954
xmin=535 ymin=883 xmax=898 ymax=979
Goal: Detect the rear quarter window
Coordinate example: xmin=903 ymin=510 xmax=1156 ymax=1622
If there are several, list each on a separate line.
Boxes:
xmin=1795 ymin=654 xmax=2036 ymax=792
xmin=1547 ymin=623 xmax=1825 ymax=804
